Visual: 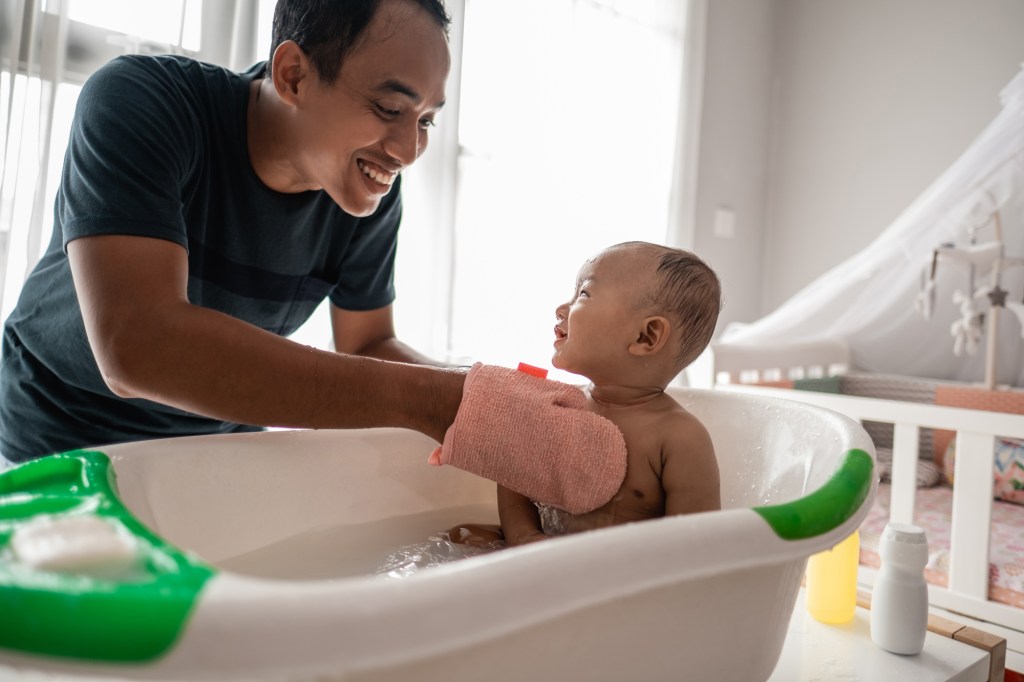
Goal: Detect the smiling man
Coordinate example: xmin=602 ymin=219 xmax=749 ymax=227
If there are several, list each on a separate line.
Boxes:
xmin=0 ymin=0 xmax=466 ymax=462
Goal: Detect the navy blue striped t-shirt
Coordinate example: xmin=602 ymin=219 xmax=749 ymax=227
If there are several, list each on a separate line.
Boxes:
xmin=0 ymin=55 xmax=402 ymax=462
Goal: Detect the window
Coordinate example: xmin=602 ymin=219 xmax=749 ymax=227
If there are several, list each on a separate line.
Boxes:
xmin=307 ymin=0 xmax=693 ymax=368
xmin=436 ymin=0 xmax=690 ymax=378
xmin=2 ymin=0 xmax=694 ymax=380
xmin=0 ymin=0 xmax=257 ymax=320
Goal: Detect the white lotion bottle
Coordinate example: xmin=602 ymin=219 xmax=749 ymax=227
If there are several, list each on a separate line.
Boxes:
xmin=870 ymin=523 xmax=929 ymax=654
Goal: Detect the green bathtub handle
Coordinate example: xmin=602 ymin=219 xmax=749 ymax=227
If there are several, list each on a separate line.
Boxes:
xmin=753 ymin=448 xmax=874 ymax=540
xmin=0 ymin=450 xmax=215 ymax=662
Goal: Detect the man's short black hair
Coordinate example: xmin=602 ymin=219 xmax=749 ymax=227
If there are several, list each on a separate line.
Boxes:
xmin=269 ymin=0 xmax=451 ymax=84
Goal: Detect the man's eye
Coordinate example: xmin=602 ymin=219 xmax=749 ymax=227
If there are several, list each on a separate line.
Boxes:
xmin=419 ymin=118 xmax=436 ymax=130
xmin=375 ymin=103 xmax=400 ymax=117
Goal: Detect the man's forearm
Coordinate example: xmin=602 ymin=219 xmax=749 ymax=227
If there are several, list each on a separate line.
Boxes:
xmin=68 ymin=235 xmax=465 ymax=441
xmin=94 ymin=302 xmax=464 ymax=441
xmin=354 ymin=336 xmax=451 ymax=367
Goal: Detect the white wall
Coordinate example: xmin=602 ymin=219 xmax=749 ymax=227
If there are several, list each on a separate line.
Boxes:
xmin=693 ymin=0 xmax=1024 ymax=330
xmin=689 ymin=0 xmax=776 ymax=332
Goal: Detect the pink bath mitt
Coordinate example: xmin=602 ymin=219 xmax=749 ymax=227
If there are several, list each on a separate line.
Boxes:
xmin=428 ymin=363 xmax=627 ymax=514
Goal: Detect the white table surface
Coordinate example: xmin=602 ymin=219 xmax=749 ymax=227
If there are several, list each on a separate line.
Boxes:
xmin=770 ymin=589 xmax=991 ymax=681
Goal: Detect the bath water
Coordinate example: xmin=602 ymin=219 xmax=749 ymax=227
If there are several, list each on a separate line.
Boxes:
xmin=215 ymin=504 xmax=499 ymax=580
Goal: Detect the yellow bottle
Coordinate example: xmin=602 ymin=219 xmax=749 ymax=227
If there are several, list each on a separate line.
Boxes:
xmin=805 ymin=530 xmax=859 ymax=624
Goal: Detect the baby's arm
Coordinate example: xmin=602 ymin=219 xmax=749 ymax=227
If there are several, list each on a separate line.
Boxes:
xmin=447 ymin=523 xmax=504 ymax=546
xmin=498 ymin=484 xmax=547 ymax=546
xmin=662 ymin=417 xmax=722 ymax=516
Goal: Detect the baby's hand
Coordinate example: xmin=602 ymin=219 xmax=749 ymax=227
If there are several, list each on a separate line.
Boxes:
xmin=446 ymin=523 xmax=504 ymax=547
xmin=504 ymin=530 xmax=548 ymax=547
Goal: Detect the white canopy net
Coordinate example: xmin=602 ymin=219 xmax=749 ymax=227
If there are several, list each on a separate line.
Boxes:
xmin=720 ymin=65 xmax=1024 ymax=388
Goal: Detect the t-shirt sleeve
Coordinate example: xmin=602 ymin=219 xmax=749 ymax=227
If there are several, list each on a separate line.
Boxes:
xmin=328 ymin=181 xmax=402 ymax=311
xmin=58 ymin=56 xmax=197 ymax=251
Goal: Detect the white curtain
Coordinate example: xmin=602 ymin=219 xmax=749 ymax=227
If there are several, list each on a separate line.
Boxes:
xmin=1 ymin=0 xmax=70 ymax=320
xmin=720 ymin=66 xmax=1024 ymax=388
xmin=436 ymin=0 xmax=691 ymax=375
xmin=0 ymin=0 xmax=260 ymax=321
xmin=319 ymin=0 xmax=697 ymax=368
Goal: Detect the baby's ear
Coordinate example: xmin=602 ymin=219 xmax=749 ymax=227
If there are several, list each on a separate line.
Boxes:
xmin=629 ymin=315 xmax=671 ymax=356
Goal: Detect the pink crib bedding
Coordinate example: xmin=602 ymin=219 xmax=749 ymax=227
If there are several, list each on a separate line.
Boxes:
xmin=859 ymin=483 xmax=1024 ymax=609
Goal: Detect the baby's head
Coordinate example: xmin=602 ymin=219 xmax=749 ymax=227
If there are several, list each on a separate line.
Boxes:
xmin=552 ymin=242 xmax=721 ymax=388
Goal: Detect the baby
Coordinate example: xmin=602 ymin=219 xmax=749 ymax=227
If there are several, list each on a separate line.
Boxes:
xmin=451 ymin=241 xmax=722 ymax=547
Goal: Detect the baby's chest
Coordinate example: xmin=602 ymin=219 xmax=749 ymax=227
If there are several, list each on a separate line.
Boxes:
xmin=616 ymin=462 xmax=666 ymax=513
xmin=618 ymin=423 xmax=667 ymax=480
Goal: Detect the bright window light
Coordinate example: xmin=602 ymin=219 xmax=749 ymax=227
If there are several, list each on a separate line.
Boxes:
xmin=0 ymin=74 xmax=79 ymax=321
xmin=447 ymin=0 xmax=687 ymax=380
xmin=55 ymin=0 xmax=194 ymax=49
xmin=256 ymin=0 xmax=278 ymax=66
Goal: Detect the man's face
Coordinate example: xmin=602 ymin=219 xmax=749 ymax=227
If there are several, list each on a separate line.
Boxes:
xmin=552 ymin=247 xmax=654 ymax=380
xmin=295 ymin=0 xmax=450 ymax=217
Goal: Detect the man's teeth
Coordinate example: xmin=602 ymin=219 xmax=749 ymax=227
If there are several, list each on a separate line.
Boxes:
xmin=358 ymin=160 xmax=395 ymax=186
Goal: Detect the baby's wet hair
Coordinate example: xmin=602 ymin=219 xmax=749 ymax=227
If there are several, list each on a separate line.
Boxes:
xmin=612 ymin=241 xmax=721 ymax=370
xmin=655 ymin=248 xmax=721 ymax=369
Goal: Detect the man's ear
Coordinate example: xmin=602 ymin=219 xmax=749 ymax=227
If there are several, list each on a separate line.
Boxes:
xmin=628 ymin=315 xmax=672 ymax=356
xmin=271 ymin=40 xmax=311 ymax=105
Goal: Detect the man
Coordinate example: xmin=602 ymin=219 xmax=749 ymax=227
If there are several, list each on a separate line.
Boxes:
xmin=0 ymin=0 xmax=462 ymax=462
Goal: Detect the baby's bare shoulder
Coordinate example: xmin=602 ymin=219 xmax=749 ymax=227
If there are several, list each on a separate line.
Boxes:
xmin=655 ymin=400 xmax=717 ymax=472
xmin=653 ymin=394 xmax=712 ymax=442
xmin=592 ymin=394 xmax=720 ymax=518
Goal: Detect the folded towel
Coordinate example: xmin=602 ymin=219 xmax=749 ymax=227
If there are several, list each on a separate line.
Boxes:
xmin=429 ymin=363 xmax=627 ymax=514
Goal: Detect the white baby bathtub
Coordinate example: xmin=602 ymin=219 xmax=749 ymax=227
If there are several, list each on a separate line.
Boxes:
xmin=0 ymin=387 xmax=876 ymax=681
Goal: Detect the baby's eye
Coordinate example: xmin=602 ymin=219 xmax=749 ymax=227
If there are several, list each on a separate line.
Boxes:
xmin=577 ymin=289 xmax=589 ymax=299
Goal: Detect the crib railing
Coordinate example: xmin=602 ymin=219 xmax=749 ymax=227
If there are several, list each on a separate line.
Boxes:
xmin=714 ymin=381 xmax=1024 ymax=646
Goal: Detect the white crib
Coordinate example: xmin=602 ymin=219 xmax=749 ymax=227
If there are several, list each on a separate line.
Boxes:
xmin=696 ymin=339 xmax=1024 ymax=669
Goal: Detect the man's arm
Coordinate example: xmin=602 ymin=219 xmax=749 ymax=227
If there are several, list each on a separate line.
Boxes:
xmin=68 ymin=234 xmax=463 ymax=441
xmin=661 ymin=417 xmax=722 ymax=516
xmin=497 ymin=484 xmax=546 ymax=545
xmin=330 ymin=304 xmax=447 ymax=366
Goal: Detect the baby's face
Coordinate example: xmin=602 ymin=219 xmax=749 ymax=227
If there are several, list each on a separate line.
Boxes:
xmin=552 ymin=246 xmax=655 ymax=380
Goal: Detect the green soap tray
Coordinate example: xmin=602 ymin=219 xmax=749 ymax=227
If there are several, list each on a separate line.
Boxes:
xmin=0 ymin=451 xmax=214 ymax=662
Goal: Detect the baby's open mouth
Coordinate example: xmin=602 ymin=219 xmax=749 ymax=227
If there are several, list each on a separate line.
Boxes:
xmin=357 ymin=159 xmax=396 ymax=187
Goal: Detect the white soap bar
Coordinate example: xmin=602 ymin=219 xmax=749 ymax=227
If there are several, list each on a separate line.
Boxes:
xmin=10 ymin=515 xmax=139 ymax=578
